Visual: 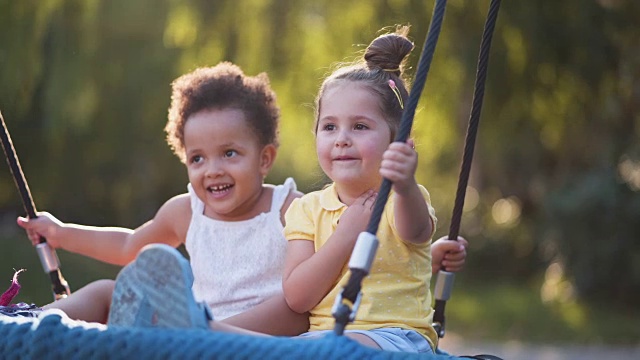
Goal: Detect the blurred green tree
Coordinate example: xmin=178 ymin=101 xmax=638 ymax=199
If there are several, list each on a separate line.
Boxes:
xmin=0 ymin=0 xmax=638 ymax=313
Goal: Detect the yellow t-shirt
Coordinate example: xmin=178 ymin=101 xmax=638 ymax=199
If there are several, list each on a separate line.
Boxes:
xmin=284 ymin=183 xmax=438 ymax=349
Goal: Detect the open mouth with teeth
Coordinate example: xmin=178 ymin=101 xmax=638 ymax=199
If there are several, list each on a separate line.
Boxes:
xmin=207 ymin=184 xmax=234 ymax=193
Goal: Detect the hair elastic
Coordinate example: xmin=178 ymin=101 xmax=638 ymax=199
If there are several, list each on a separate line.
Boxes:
xmin=388 ymin=80 xmax=404 ymax=109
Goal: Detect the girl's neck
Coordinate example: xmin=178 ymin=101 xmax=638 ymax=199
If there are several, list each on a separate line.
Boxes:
xmin=334 ymin=181 xmax=378 ymax=206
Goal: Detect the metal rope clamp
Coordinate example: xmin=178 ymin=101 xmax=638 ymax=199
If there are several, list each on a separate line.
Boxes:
xmin=36 ymin=242 xmax=61 ymax=273
xmin=331 ymin=291 xmax=363 ymax=322
xmin=331 ymin=232 xmax=379 ymax=322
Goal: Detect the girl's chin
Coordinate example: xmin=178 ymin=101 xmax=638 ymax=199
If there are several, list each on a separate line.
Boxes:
xmin=204 ymin=207 xmax=244 ymax=221
xmin=334 ymin=177 xmax=380 ymax=190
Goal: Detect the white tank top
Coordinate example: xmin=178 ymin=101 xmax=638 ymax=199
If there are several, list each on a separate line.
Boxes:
xmin=184 ymin=178 xmax=295 ymax=320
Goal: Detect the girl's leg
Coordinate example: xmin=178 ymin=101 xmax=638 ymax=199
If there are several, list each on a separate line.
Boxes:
xmin=221 ymin=294 xmax=309 ymax=336
xmin=43 ymin=279 xmax=115 ymax=323
xmin=298 ymin=331 xmax=381 ymax=349
xmin=345 ymin=334 xmax=381 ymax=349
xmin=346 ymin=329 xmax=434 ymax=353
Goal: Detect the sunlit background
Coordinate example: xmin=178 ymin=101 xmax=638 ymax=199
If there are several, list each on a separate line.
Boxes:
xmin=1 ymin=0 xmax=638 ymax=355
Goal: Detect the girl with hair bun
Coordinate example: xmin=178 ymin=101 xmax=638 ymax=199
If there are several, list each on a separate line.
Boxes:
xmin=281 ymin=26 xmax=464 ymax=353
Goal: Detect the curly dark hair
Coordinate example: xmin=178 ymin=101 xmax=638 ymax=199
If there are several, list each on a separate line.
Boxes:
xmin=165 ymin=62 xmax=280 ymax=163
xmin=314 ymin=25 xmax=414 ymax=140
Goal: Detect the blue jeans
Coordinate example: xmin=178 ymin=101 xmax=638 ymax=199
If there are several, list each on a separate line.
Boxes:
xmin=298 ymin=328 xmax=434 ymax=353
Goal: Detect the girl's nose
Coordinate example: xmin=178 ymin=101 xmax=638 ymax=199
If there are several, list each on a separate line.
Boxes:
xmin=205 ymin=160 xmax=224 ymax=177
xmin=334 ymin=130 xmax=351 ymax=147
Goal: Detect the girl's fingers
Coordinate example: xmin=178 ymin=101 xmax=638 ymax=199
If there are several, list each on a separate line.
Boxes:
xmin=16 ymin=217 xmax=28 ymax=229
xmin=388 ymin=141 xmax=414 ymax=152
xmin=381 ymin=158 xmax=411 ymax=172
xmin=364 ymin=192 xmax=377 ymax=209
xmin=28 ymin=231 xmax=40 ymax=245
xmin=384 ymin=146 xmax=414 ymax=162
xmin=355 ymin=190 xmax=371 ymax=205
xmin=445 ymin=256 xmax=465 ymax=265
xmin=354 ymin=190 xmax=377 ymax=207
xmin=456 ymin=237 xmax=469 ymax=247
xmin=443 ymin=259 xmax=465 ymax=270
xmin=444 ymin=254 xmax=461 ymax=262
xmin=445 ymin=249 xmax=466 ymax=259
xmin=380 ymin=160 xmax=413 ymax=181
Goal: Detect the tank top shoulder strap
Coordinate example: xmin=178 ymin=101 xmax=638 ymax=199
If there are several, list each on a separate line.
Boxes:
xmin=187 ymin=183 xmax=205 ymax=214
xmin=270 ymin=177 xmax=296 ymax=213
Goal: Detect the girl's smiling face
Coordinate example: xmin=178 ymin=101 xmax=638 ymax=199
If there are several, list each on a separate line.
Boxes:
xmin=184 ymin=108 xmax=275 ymax=221
xmin=316 ymin=81 xmax=392 ymax=196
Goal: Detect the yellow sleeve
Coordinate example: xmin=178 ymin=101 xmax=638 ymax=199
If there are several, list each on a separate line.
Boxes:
xmin=284 ymin=197 xmax=315 ymax=241
xmin=385 ymin=184 xmax=437 ymax=244
xmin=421 ymin=185 xmax=438 ymax=237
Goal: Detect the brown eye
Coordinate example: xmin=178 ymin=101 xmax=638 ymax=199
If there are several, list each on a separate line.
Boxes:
xmin=224 ymin=150 xmax=238 ymax=158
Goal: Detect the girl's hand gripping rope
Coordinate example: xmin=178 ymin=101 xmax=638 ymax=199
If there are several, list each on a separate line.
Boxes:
xmin=17 ymin=212 xmax=64 ymax=248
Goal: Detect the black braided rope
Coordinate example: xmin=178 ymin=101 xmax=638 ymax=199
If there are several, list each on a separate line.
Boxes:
xmin=0 ymin=111 xmax=70 ymax=300
xmin=366 ymin=0 xmax=448 ymax=235
xmin=448 ymin=0 xmax=501 ymax=241
xmin=333 ymin=0 xmax=449 ymax=335
xmin=0 ymin=112 xmax=39 ymax=221
xmin=433 ymin=0 xmax=502 ymax=344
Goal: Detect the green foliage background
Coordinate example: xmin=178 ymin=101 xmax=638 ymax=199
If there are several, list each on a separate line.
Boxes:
xmin=1 ymin=0 xmax=638 ymax=344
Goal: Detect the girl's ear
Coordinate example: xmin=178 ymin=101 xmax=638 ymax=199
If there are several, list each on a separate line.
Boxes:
xmin=259 ymin=144 xmax=277 ymax=178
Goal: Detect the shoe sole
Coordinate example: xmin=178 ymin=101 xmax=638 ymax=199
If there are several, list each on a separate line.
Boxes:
xmin=107 ymin=244 xmax=211 ymax=329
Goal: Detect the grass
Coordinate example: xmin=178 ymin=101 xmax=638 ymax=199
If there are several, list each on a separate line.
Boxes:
xmin=444 ymin=274 xmax=640 ymax=345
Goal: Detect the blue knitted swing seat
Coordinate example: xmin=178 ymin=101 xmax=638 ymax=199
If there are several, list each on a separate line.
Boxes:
xmin=0 ymin=310 xmax=462 ymax=360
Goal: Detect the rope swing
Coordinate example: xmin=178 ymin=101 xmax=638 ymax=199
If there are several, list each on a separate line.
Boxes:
xmin=433 ymin=0 xmax=502 ymax=341
xmin=332 ymin=0 xmax=450 ymax=336
xmin=332 ymin=0 xmax=503 ymax=344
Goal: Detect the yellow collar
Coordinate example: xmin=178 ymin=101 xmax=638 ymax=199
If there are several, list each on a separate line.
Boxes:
xmin=319 ymin=183 xmax=346 ymax=211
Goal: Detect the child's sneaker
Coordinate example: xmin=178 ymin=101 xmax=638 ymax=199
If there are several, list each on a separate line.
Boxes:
xmin=107 ymin=243 xmax=212 ymax=329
